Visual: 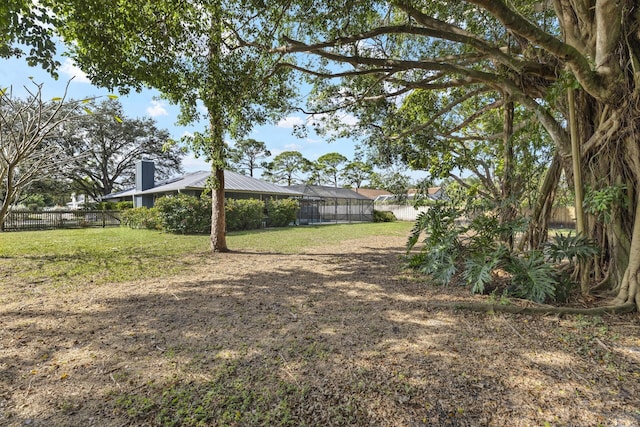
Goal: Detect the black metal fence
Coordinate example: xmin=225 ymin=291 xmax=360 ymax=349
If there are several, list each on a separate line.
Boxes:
xmin=2 ymin=210 xmax=122 ymax=232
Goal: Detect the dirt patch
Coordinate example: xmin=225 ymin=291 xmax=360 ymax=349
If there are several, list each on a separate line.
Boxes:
xmin=1 ymin=234 xmax=639 ymax=426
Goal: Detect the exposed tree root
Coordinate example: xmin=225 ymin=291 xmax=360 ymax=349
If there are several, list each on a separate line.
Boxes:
xmin=428 ymin=301 xmax=636 ymax=316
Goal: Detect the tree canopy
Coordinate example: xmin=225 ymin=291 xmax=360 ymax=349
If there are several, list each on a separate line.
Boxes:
xmin=227 ymin=138 xmax=271 ymax=178
xmin=51 ymin=0 xmax=295 ymax=252
xmin=315 ymin=152 xmax=348 ymax=187
xmin=262 ymin=151 xmax=312 ymax=186
xmin=56 ymin=98 xmax=183 ymax=200
xmin=0 ymin=1 xmax=60 ymax=74
xmin=264 ymin=0 xmax=640 ymax=310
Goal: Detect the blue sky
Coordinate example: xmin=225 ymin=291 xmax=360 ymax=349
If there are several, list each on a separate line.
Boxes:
xmin=1 ymin=54 xmax=367 ymax=177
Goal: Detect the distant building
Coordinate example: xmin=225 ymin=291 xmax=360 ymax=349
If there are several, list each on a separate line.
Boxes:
xmin=102 ymin=160 xmax=301 ymax=208
xmin=103 ymin=160 xmax=375 ymax=224
xmin=355 ymin=188 xmax=392 ymax=200
xmin=67 ymin=193 xmax=97 ymax=210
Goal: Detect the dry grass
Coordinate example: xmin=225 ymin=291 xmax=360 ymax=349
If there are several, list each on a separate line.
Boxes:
xmin=1 ymin=231 xmax=639 ymax=426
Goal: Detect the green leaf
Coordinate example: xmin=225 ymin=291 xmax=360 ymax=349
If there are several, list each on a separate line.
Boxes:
xmin=114 ymin=115 xmax=123 ymax=123
xmin=107 ymin=94 xmax=118 ymax=99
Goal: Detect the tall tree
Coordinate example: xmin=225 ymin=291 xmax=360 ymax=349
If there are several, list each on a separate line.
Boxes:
xmin=369 ymin=169 xmax=411 ymax=202
xmin=268 ymin=1 xmax=640 ymax=310
xmin=56 ymin=98 xmax=182 ymax=200
xmin=0 ymin=82 xmax=85 ymax=231
xmin=342 ymin=160 xmax=373 ymax=191
xmin=315 ymin=152 xmax=348 ymax=187
xmin=19 ymin=177 xmax=73 ymax=207
xmin=54 ymin=0 xmax=293 ymax=252
xmin=228 ymin=138 xmax=271 ymax=177
xmin=262 ymin=151 xmax=311 ymax=186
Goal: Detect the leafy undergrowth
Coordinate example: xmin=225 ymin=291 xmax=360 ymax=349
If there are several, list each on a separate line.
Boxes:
xmin=1 ymin=231 xmax=639 ymax=426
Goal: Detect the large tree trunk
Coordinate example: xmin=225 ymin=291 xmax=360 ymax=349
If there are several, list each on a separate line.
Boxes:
xmin=610 ymin=125 xmax=640 ymax=307
xmin=208 ymin=107 xmax=229 ymax=252
xmin=612 ymin=191 xmax=640 ymax=308
xmin=211 ymin=165 xmax=228 ymax=252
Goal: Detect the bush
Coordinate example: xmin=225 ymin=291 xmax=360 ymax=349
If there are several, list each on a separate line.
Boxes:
xmin=406 ymin=200 xmax=573 ymax=304
xmin=23 ymin=194 xmax=46 ymax=210
xmin=155 ymin=194 xmax=211 ymax=234
xmin=373 ymin=210 xmax=396 ymax=222
xmin=96 ymin=201 xmax=118 ymax=210
xmin=225 ymin=198 xmax=264 ymax=231
xmin=121 ymin=207 xmax=162 ymax=230
xmin=116 ymin=201 xmax=134 ymax=210
xmin=267 ymin=198 xmax=299 ymax=227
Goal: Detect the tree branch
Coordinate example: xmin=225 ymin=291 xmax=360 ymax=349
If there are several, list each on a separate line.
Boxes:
xmin=467 ymin=0 xmax=609 ymax=100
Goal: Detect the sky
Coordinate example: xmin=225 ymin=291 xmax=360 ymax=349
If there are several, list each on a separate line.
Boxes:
xmin=0 ymin=53 xmax=369 ymax=178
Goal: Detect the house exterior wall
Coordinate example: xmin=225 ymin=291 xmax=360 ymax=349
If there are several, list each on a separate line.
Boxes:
xmin=134 ymin=160 xmax=155 ymax=208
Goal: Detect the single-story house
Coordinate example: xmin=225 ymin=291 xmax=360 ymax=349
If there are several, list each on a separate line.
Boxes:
xmin=102 ymin=160 xmax=302 ymax=207
xmin=355 ymin=188 xmax=392 ymax=200
xmin=287 ymin=184 xmax=374 ymax=224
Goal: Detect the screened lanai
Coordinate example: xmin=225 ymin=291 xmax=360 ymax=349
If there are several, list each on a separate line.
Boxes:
xmin=287 ymin=185 xmax=374 ymax=225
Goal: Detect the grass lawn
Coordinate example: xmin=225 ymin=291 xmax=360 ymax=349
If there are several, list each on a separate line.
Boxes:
xmin=1 ymin=221 xmax=639 ymax=426
xmin=0 ymin=222 xmax=413 ymax=292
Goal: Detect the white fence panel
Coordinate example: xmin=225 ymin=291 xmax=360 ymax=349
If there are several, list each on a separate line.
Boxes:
xmin=375 ymin=204 xmax=429 ymax=221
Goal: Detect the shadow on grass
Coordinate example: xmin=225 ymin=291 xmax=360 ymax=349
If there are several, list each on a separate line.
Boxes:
xmin=0 ymin=245 xmax=638 ymax=426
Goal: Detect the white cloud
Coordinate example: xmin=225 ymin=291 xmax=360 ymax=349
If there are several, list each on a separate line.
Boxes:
xmin=284 ymin=143 xmax=303 ymax=151
xmin=146 ymin=100 xmax=169 ymax=117
xmin=277 ymin=116 xmax=305 ymax=128
xmin=59 ymin=59 xmax=91 ymax=83
xmin=269 ymin=144 xmax=303 ymax=157
xmin=182 ymin=152 xmax=210 ymax=173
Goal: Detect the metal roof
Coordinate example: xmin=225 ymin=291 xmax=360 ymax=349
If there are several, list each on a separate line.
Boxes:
xmin=104 ymin=170 xmax=302 ymax=199
xmin=223 ymin=170 xmax=302 ymax=196
xmin=102 ymin=187 xmax=136 ymax=199
xmin=138 ymin=171 xmax=209 ymax=195
xmin=287 ymin=184 xmax=373 ymax=200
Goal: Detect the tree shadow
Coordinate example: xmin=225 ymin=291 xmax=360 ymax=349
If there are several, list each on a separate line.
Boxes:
xmin=1 ymin=245 xmax=639 ymax=426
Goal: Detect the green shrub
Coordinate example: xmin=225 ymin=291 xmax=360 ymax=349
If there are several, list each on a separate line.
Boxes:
xmin=225 ymin=198 xmax=264 ymax=231
xmin=155 ymin=194 xmax=211 ymax=234
xmin=23 ymin=194 xmax=46 ymax=210
xmin=373 ymin=210 xmax=396 ymax=222
xmin=96 ymin=201 xmax=117 ymax=210
xmin=405 ymin=199 xmax=580 ymax=304
xmin=116 ymin=201 xmax=134 ymax=210
xmin=505 ymin=251 xmax=556 ymax=303
xmin=267 ymin=198 xmax=299 ymax=227
xmin=97 ymin=201 xmax=132 ymax=210
xmin=121 ymin=207 xmax=162 ymax=230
